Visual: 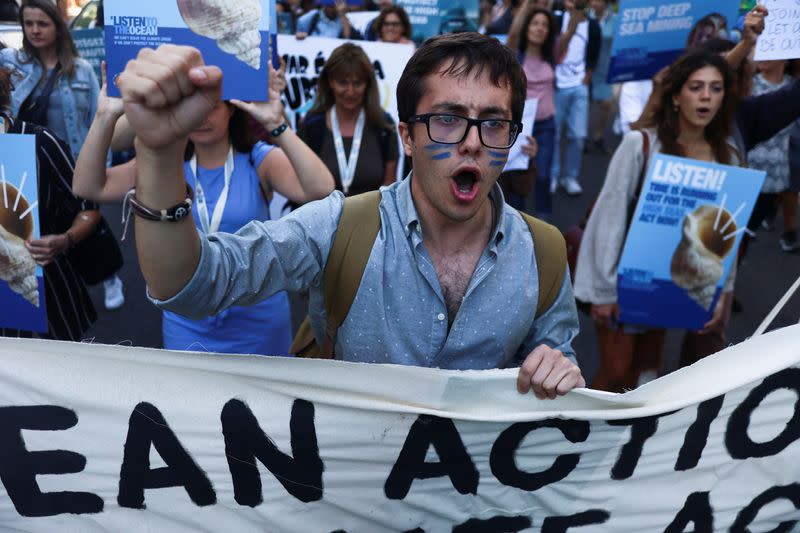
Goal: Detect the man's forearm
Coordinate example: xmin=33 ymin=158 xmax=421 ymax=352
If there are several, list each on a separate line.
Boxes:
xmin=133 ymin=140 xmax=201 ymax=301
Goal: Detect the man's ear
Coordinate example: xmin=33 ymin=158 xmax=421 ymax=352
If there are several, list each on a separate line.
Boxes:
xmin=398 ymin=122 xmax=414 ymax=158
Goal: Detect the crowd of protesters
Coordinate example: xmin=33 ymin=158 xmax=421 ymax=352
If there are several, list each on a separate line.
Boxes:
xmin=1 ymin=0 xmax=799 ymax=397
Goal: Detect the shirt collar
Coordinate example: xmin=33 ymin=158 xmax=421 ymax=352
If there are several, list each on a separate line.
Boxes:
xmin=396 ymin=173 xmax=507 ymax=247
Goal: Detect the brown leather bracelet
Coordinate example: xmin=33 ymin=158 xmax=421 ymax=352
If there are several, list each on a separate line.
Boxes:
xmin=124 ymin=184 xmax=194 ymax=222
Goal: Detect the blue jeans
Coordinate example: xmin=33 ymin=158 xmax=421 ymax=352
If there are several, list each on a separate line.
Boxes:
xmin=552 ymin=84 xmax=589 ymax=182
xmin=525 ymin=116 xmax=556 ymax=216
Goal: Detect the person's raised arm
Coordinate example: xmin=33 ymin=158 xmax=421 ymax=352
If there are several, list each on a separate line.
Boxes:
xmin=73 ymin=62 xmax=136 ymax=202
xmin=116 ymin=44 xmax=222 ymax=300
xmin=554 ymin=0 xmax=579 ymax=62
xmin=231 ymin=62 xmax=335 ymax=204
xmin=725 ymin=5 xmax=767 ymax=70
xmin=505 ymin=0 xmax=532 ymax=53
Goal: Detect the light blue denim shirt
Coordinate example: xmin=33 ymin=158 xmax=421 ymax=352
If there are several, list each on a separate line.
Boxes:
xmin=296 ymin=9 xmax=342 ymax=38
xmin=0 ymin=49 xmax=99 ymax=159
xmin=151 ymin=177 xmax=580 ymax=369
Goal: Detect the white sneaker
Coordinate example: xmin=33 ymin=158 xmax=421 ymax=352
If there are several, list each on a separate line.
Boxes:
xmin=561 ymin=177 xmax=583 ymax=196
xmin=103 ymin=275 xmax=125 ymax=310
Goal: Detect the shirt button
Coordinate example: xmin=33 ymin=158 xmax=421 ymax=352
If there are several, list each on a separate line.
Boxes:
xmin=437 ymin=313 xmax=445 ymax=321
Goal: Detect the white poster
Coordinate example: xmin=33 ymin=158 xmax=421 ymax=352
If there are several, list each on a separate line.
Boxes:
xmin=503 ymin=98 xmax=538 ymax=173
xmin=0 ymin=327 xmax=799 ymax=531
xmin=754 ymin=0 xmax=800 ymax=61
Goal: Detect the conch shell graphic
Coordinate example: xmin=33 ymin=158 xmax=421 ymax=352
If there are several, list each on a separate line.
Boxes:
xmin=0 ymin=182 xmax=39 ymax=307
xmin=670 ymin=204 xmax=736 ymax=310
xmin=177 ymin=0 xmax=262 ymax=69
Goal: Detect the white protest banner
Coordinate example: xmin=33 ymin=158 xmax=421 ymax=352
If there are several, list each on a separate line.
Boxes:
xmin=503 ymin=98 xmax=538 ymax=173
xmin=754 ymin=0 xmax=800 ymax=60
xmin=276 ymin=35 xmax=414 ymax=128
xmin=1 ymin=327 xmax=799 ymax=531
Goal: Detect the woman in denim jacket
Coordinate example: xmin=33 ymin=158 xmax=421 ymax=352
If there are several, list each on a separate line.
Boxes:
xmin=0 ymin=0 xmax=99 ymax=160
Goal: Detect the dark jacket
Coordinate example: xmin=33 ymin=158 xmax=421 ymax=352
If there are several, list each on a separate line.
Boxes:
xmin=735 ymin=77 xmax=800 ymax=154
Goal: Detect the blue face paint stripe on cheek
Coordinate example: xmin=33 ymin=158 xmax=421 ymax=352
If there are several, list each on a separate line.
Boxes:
xmin=432 ymin=152 xmax=451 ymax=160
xmin=488 ymin=151 xmax=508 ymax=158
xmin=489 ymin=160 xmax=505 ymax=167
xmin=424 ymin=143 xmax=452 ymax=151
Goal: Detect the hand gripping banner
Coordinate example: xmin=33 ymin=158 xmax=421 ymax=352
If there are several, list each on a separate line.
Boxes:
xmin=0 ymin=326 xmax=798 ymax=531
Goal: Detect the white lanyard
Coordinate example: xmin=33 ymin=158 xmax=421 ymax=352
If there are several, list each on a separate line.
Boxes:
xmin=330 ymin=108 xmax=365 ymax=194
xmin=190 ymin=148 xmax=235 ymax=234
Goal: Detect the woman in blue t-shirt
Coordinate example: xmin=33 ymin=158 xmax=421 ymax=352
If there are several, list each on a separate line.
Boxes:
xmin=73 ymin=65 xmax=335 ymax=355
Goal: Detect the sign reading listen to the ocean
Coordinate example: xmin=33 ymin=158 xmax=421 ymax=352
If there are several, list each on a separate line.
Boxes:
xmin=617 ymin=154 xmax=764 ymax=329
xmin=0 ymin=134 xmax=47 ymax=333
xmin=608 ymin=0 xmax=740 ymax=83
xmin=104 ymin=0 xmax=272 ymax=101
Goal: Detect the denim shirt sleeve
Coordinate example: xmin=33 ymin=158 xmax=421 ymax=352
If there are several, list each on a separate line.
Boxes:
xmin=515 ymin=267 xmax=580 ymax=365
xmin=296 ymin=10 xmax=314 ymax=33
xmin=80 ymin=60 xmax=100 ymax=133
xmin=149 ymin=191 xmax=344 ymax=318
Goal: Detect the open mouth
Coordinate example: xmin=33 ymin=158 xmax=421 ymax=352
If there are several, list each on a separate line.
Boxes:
xmin=450 ymin=169 xmax=480 ymax=202
xmin=696 ymin=107 xmax=711 ymax=117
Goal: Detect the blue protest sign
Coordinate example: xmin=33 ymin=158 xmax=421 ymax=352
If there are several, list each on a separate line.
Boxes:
xmin=0 ymin=135 xmax=47 ymax=333
xmin=398 ymin=0 xmax=479 ymax=44
xmin=617 ymin=154 xmax=764 ymax=329
xmin=71 ymin=28 xmax=105 ymax=82
xmin=608 ymin=0 xmax=740 ymax=83
xmin=104 ymin=0 xmax=272 ymax=101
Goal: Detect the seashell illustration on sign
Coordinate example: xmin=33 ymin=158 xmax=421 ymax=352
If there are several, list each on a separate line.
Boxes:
xmin=176 ymin=0 xmax=263 ymax=69
xmin=670 ymin=196 xmax=746 ymax=310
xmin=0 ymin=174 xmax=39 ymax=307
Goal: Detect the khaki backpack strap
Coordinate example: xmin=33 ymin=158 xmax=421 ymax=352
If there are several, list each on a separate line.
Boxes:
xmin=318 ymin=190 xmax=382 ymax=356
xmin=519 ymin=212 xmax=568 ymax=318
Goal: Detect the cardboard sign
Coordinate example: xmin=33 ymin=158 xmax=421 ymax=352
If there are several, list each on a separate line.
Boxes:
xmin=754 ymin=0 xmax=800 ymax=61
xmin=617 ymin=154 xmax=765 ymax=329
xmin=104 ymin=0 xmax=273 ymax=101
xmin=0 ymin=327 xmax=799 ymax=530
xmin=608 ymin=0 xmax=740 ymax=83
xmin=71 ymin=28 xmax=105 ymax=82
xmin=397 ymin=0 xmax=479 ymax=44
xmin=0 ymin=134 xmax=46 ymax=333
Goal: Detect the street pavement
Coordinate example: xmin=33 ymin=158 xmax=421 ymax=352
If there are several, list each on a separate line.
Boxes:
xmin=84 ymin=137 xmax=800 ymax=385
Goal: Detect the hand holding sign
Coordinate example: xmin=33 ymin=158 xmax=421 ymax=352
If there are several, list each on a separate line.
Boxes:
xmin=116 ymin=45 xmax=223 ymax=151
xmin=743 ymin=4 xmax=768 ymax=45
xmin=230 ymin=62 xmax=286 ymax=132
xmin=98 ymin=62 xmax=124 ymax=122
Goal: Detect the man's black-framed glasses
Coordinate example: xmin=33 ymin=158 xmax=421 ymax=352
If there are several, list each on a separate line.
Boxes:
xmin=406 ymin=113 xmax=522 ymax=150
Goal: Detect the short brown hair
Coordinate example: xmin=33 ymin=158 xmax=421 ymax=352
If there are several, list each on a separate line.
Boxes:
xmin=396 ymin=32 xmax=526 ymax=123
